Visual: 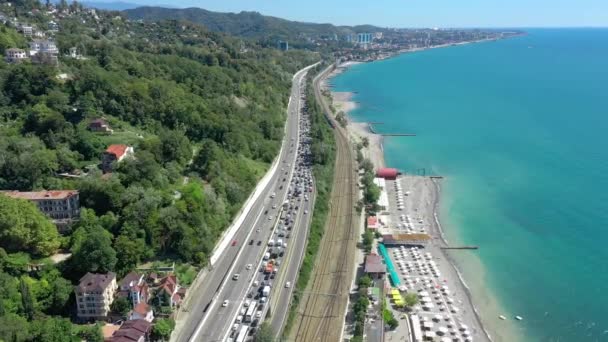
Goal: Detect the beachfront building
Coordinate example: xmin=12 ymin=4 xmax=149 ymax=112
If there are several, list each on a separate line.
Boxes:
xmin=1 ymin=190 xmax=80 ymax=233
xmin=364 ymin=253 xmax=387 ymax=279
xmin=75 ymin=272 xmax=117 ymax=320
xmin=376 ymin=167 xmax=399 ymax=180
xmin=382 ymin=233 xmax=431 ymax=247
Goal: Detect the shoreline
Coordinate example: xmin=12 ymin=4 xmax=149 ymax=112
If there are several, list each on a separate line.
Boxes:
xmin=321 ymin=60 xmax=519 ymax=342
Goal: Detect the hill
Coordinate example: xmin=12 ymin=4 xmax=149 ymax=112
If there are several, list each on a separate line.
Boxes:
xmin=124 ymin=6 xmax=383 ymax=41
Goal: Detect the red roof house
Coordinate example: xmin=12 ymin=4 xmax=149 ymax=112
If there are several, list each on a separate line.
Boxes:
xmin=102 ymin=144 xmax=134 ymax=173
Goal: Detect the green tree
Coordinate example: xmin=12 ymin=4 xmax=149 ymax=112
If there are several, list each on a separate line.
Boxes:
xmin=0 ymin=313 xmax=30 ymax=342
xmin=151 ymin=318 xmax=175 ymax=342
xmin=29 ymin=316 xmax=78 ymax=342
xmin=19 ymin=277 xmax=35 ymax=320
xmin=0 ymin=195 xmax=60 ymax=256
xmin=403 ymin=292 xmax=419 ymax=308
xmin=362 ymin=229 xmax=374 ymax=253
xmin=357 ymin=274 xmax=373 ymax=288
xmin=254 ymin=322 xmax=274 ymax=342
xmin=70 ymin=226 xmax=117 ymax=274
xmin=111 ymin=297 xmax=131 ymax=316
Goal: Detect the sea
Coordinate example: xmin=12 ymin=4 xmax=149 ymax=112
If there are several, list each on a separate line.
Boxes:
xmin=331 ymin=29 xmax=608 ymax=342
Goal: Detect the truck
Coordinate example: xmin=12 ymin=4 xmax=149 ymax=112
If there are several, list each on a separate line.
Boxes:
xmin=262 ymin=285 xmax=271 ymax=297
xmin=235 ymin=325 xmax=249 ymax=342
xmin=265 ymin=260 xmax=274 ymax=274
xmin=244 ymin=301 xmax=257 ymax=322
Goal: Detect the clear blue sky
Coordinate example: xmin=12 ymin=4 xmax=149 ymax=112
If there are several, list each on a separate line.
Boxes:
xmin=112 ymin=0 xmax=607 ymax=28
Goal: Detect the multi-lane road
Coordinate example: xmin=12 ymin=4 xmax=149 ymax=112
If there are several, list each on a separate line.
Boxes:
xmin=172 ymin=63 xmax=318 ymax=342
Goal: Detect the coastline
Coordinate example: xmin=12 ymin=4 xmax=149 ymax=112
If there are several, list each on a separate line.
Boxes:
xmin=321 ymin=61 xmax=521 ymax=342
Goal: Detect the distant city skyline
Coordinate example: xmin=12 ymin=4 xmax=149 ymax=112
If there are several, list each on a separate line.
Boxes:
xmin=88 ymin=0 xmax=608 ymax=28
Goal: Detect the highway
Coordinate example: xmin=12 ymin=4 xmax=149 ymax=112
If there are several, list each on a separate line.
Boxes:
xmin=172 ymin=63 xmax=318 ymax=342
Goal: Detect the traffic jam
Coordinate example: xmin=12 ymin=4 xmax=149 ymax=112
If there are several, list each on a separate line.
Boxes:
xmin=227 ymin=84 xmax=315 ymax=341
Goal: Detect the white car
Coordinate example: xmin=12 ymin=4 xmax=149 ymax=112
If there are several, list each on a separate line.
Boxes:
xmin=304 ymin=210 xmax=308 ymax=214
xmin=285 ymin=281 xmax=291 ymax=288
xmin=233 ymin=274 xmax=240 ymax=281
xmin=270 ymin=192 xmax=276 ymax=198
xmin=222 ymin=300 xmax=229 ymax=307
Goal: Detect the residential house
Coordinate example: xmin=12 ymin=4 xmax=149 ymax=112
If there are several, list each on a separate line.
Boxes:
xmin=88 ymin=118 xmax=113 ymax=133
xmin=69 ymin=46 xmax=84 ymax=59
xmin=18 ymin=24 xmax=33 ymax=37
xmin=1 ymin=190 xmax=80 ymax=233
xmin=5 ymin=48 xmax=27 ymax=63
xmin=102 ymin=144 xmax=134 ymax=173
xmin=29 ymin=39 xmax=58 ymax=56
xmin=118 ymin=272 xmax=149 ymax=307
xmin=364 ymin=253 xmax=386 ymax=280
xmin=48 ymin=21 xmax=59 ymax=31
xmin=155 ymin=274 xmax=182 ymax=308
xmin=110 ymin=319 xmax=152 ymax=342
xmin=128 ymin=302 xmax=153 ymax=322
xmin=75 ymin=272 xmax=117 ymax=320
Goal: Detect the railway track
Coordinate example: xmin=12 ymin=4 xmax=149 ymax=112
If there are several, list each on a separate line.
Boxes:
xmin=290 ymin=65 xmax=358 ymax=342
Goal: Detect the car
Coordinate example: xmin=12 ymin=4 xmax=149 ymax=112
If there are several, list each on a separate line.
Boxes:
xmin=272 ymin=204 xmax=277 ymax=209
xmin=257 ymin=240 xmax=262 ymax=246
xmin=233 ymin=274 xmax=240 ymax=280
xmin=240 ymin=307 xmax=247 ymax=315
xmin=232 ymin=240 xmax=237 ymax=246
xmin=222 ymin=300 xmax=229 ymax=307
xmin=246 ymin=264 xmax=253 ymax=270
xmin=247 ymin=292 xmax=253 ymax=298
xmin=268 ymin=216 xmax=273 ymax=221
xmin=253 ymin=280 xmax=259 ymax=287
xmin=232 ymin=324 xmax=239 ymax=331
xmin=249 ymin=239 xmax=254 ymax=245
xmin=285 ymin=281 xmax=291 ymax=288
xmin=236 ymin=315 xmax=243 ymax=323
xmin=304 ymin=210 xmax=308 ymax=214
xmin=270 ymin=192 xmax=276 ymax=198
xmin=256 ymin=311 xmax=262 ymax=319
xmin=260 ymin=297 xmax=267 ymax=303
xmin=286 ymin=233 xmax=291 ymax=239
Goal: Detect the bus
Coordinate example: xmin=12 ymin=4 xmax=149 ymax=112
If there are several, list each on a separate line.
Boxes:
xmin=244 ymin=301 xmax=257 ymax=322
xmin=235 ymin=325 xmax=249 ymax=342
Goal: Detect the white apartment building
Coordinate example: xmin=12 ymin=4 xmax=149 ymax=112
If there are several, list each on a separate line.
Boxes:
xmin=75 ymin=272 xmax=117 ymax=319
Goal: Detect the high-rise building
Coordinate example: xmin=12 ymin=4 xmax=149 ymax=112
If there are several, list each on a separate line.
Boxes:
xmin=357 ymin=33 xmax=373 ymax=44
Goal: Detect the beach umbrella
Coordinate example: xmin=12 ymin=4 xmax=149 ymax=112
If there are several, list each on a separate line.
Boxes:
xmin=459 ymin=324 xmax=468 ymax=331
xmin=462 ymin=330 xmax=471 ymax=337
xmin=433 ymin=314 xmax=443 ymax=321
xmin=441 ymin=337 xmax=452 ymax=342
xmin=451 ymin=307 xmax=460 ymax=313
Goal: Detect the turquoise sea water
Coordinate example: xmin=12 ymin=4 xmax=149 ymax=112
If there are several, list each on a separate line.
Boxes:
xmin=332 ymin=29 xmax=608 ymax=341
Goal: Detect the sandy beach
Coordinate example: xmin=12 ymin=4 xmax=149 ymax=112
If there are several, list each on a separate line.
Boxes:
xmin=321 ymin=62 xmax=523 ymax=342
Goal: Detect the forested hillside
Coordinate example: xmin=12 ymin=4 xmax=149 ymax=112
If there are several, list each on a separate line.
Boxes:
xmin=124 ymin=6 xmax=382 ymax=47
xmin=0 ymin=1 xmax=317 ymax=339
